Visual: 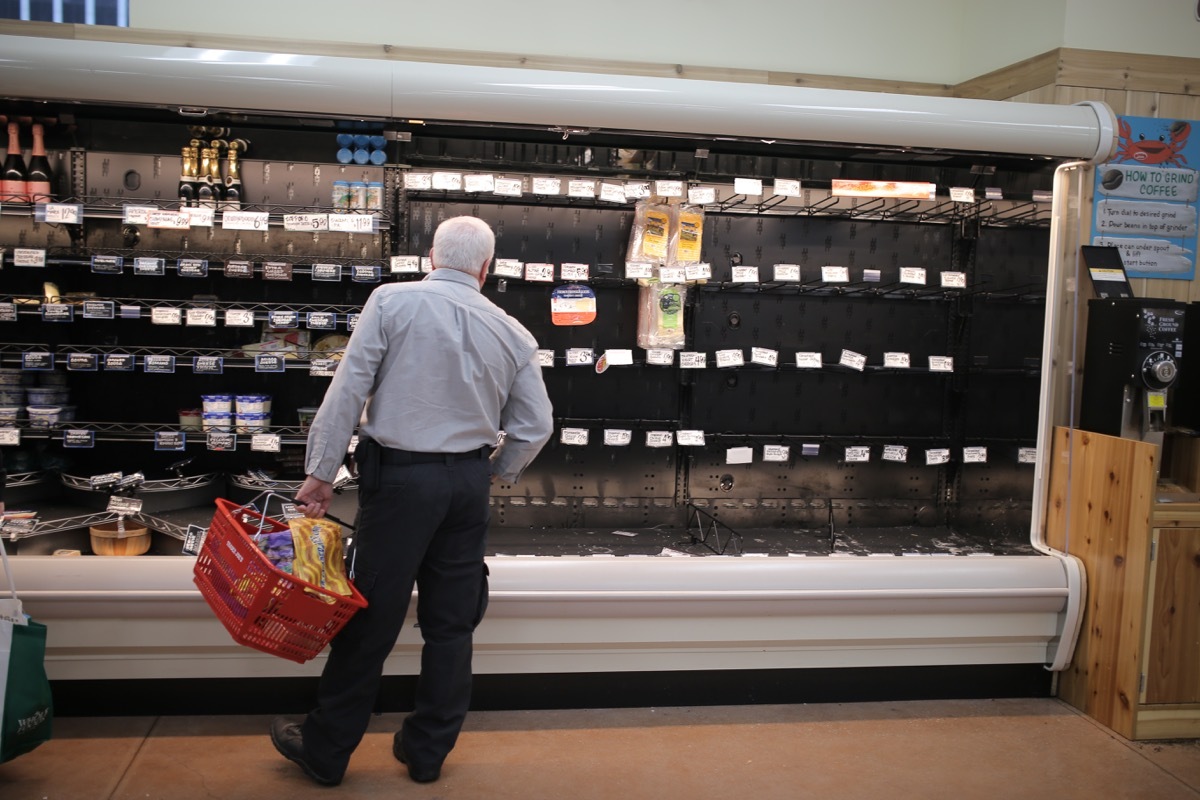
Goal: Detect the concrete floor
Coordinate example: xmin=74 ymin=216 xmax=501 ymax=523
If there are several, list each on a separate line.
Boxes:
xmin=1 ymin=698 xmax=1198 ymax=800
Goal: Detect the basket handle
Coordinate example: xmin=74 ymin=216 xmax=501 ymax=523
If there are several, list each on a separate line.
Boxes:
xmin=234 ymin=490 xmax=299 ymax=539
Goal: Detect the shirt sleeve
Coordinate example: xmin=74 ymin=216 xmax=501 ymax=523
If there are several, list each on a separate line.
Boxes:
xmin=492 ymin=350 xmax=554 ymax=483
xmin=304 ymin=290 xmax=390 ymax=482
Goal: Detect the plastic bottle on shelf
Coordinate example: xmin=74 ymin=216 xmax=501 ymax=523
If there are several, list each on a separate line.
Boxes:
xmin=26 ymin=123 xmax=53 ymax=204
xmin=352 ymin=149 xmax=370 ymax=165
xmin=366 ymin=182 xmax=383 ymax=211
xmin=336 ymin=147 xmax=354 ymax=164
xmin=1 ymin=121 xmax=28 ymax=203
xmin=331 ymin=180 xmax=351 ymax=210
xmin=369 ymin=148 xmax=386 ymax=165
xmin=349 ymin=182 xmax=367 ymax=211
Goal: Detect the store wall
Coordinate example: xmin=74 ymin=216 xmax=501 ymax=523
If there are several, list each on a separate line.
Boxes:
xmin=126 ymin=0 xmax=1197 ymax=85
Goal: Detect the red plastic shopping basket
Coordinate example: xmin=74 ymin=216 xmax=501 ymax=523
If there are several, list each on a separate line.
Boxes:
xmin=193 ymin=496 xmax=367 ymax=664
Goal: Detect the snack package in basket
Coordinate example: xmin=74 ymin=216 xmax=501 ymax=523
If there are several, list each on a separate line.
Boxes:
xmin=288 ymin=517 xmax=352 ymax=602
xmin=253 ymin=530 xmax=295 ymax=574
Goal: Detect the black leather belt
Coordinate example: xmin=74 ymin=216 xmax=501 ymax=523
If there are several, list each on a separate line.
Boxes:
xmin=376 ymin=445 xmax=491 ymax=465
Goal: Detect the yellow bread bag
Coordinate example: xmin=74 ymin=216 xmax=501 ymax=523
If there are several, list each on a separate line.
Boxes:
xmin=288 ymin=517 xmax=353 ymax=602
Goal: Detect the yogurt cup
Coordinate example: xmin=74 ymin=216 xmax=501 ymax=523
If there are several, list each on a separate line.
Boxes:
xmin=235 ymin=394 xmax=272 ymax=414
xmin=26 ymin=387 xmax=69 ymax=405
xmin=0 ymin=405 xmax=22 ymax=421
xmin=235 ymin=412 xmax=271 ymax=433
xmin=179 ymin=408 xmax=203 ymax=431
xmin=26 ymin=404 xmax=62 ymax=428
xmin=0 ymin=389 xmax=26 ymax=405
xmin=202 ymin=412 xmax=233 ymax=431
xmin=201 ymin=394 xmax=233 ymax=413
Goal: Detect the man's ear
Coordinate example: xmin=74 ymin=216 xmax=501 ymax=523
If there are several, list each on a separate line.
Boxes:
xmin=479 ymin=259 xmax=492 ymax=286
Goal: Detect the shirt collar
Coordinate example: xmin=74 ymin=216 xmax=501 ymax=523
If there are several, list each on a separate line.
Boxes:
xmin=425 ymin=268 xmax=482 ymax=292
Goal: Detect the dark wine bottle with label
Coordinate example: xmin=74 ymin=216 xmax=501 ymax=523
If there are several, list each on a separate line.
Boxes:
xmin=26 ymin=123 xmax=53 ymax=204
xmin=178 ymin=146 xmax=197 ymax=206
xmin=1 ymin=122 xmax=28 ymax=203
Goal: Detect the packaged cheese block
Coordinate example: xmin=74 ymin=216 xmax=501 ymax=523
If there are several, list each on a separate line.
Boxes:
xmin=288 ymin=517 xmax=353 ymax=602
xmin=626 ymin=201 xmax=670 ymax=263
xmin=670 ymin=206 xmax=705 ymax=266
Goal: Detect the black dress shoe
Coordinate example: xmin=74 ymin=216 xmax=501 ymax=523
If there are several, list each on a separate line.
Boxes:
xmin=270 ymin=717 xmax=341 ymax=787
xmin=393 ymin=738 xmax=441 ymax=783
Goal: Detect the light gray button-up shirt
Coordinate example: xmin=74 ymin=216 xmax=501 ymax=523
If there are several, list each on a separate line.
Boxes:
xmin=305 ymin=269 xmax=553 ymax=484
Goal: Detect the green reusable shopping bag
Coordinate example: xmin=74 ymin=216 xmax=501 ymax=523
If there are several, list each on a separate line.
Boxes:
xmin=0 ymin=616 xmax=53 ymax=763
xmin=0 ymin=535 xmax=52 ymax=764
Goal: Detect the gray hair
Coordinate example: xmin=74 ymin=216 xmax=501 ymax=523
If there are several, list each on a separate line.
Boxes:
xmin=431 ymin=216 xmax=495 ymax=276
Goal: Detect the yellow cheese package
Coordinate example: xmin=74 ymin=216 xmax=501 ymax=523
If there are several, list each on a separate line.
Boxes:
xmin=288 ymin=517 xmax=353 ymax=602
xmin=669 ymin=205 xmax=705 ymax=266
xmin=626 ymin=201 xmax=671 ymax=263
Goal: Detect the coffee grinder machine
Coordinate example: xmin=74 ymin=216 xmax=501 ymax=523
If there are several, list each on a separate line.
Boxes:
xmin=1080 ymin=297 xmax=1185 ymax=447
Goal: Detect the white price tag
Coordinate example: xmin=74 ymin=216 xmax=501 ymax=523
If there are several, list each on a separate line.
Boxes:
xmin=688 ymin=186 xmax=717 ymax=204
xmin=390 ymin=255 xmax=420 ymax=274
xmin=151 ymin=307 xmax=182 ymax=325
xmin=494 ymin=259 xmax=524 ymax=278
xmin=659 ymin=267 xmax=685 ymax=283
xmin=493 ymin=177 xmax=523 ymax=197
xmin=624 ymin=182 xmax=651 ymax=199
xmin=950 ymin=187 xmax=976 ymax=203
xmin=679 ymin=352 xmax=707 ymax=369
xmin=928 ymin=356 xmax=955 ymax=373
xmin=822 ymin=266 xmax=850 ymax=283
xmin=464 ymin=174 xmax=495 ymax=192
xmin=14 ymin=248 xmax=46 ymax=267
xmin=941 ymin=272 xmax=967 ymax=289
xmin=184 ymin=206 xmax=215 ymax=227
xmin=773 ymin=264 xmax=800 ymax=282
xmin=560 ymin=427 xmax=590 ymax=446
xmin=561 ymin=263 xmax=590 ymax=280
xmin=221 ymin=210 xmax=270 ymax=231
xmin=963 ymin=446 xmax=988 ymax=464
xmin=726 ymin=446 xmax=753 ymax=464
xmin=864 ymin=269 xmax=881 ymax=283
xmin=839 ymin=349 xmax=867 ymax=371
xmin=731 ymin=266 xmax=760 ymax=283
xmin=532 ymin=177 xmax=562 ymax=195
xmin=605 ymin=349 xmax=634 ymax=366
xmin=251 ymin=434 xmax=282 ymax=453
xmin=0 ymin=429 xmax=20 ymax=446
xmin=751 ymin=348 xmax=778 ymax=367
xmin=432 ymin=172 xmax=463 ymax=191
xmin=795 ymin=352 xmax=822 ymax=369
xmin=604 ymin=429 xmax=632 ymax=446
xmin=599 ymin=183 xmax=627 ymax=203
xmin=1018 ymin=447 xmax=1038 ymax=464
xmin=44 ymin=203 xmax=81 ymax=224
xmin=148 ymin=210 xmax=190 ymax=229
xmin=568 ymin=180 xmax=596 ymax=198
xmin=845 ymin=446 xmax=871 ymax=463
xmin=646 ymin=349 xmax=674 ymax=366
xmin=186 ymin=308 xmax=217 ymax=327
xmin=404 ymin=173 xmax=433 ymax=190
xmin=763 ymin=444 xmax=790 ymax=462
xmin=676 ymin=430 xmax=706 ymax=446
xmin=566 ymin=348 xmax=595 ymax=366
xmin=284 ymin=213 xmax=329 ymax=231
xmin=685 ymin=263 xmax=712 ymax=281
xmin=536 ymin=350 xmax=555 ymax=367
xmin=525 ymin=263 xmax=555 ymax=282
xmin=646 ymin=431 xmax=674 ymax=448
xmin=900 ymin=267 xmax=927 ymax=285
xmin=625 ymin=262 xmax=655 ymax=279
xmin=225 ymin=309 xmax=255 ymax=327
xmin=122 ymin=205 xmax=156 ymax=225
xmin=734 ymin=177 xmax=763 ymax=196
xmin=882 ymin=445 xmax=908 ymax=463
xmin=716 ymin=349 xmax=744 ymax=368
xmin=655 ymin=180 xmax=683 ymax=197
xmin=926 ymin=448 xmax=951 ymax=465
xmin=773 ymin=179 xmax=801 ymax=197
xmin=420 ymin=257 xmax=433 ymax=273
xmin=883 ymin=352 xmax=911 ymax=369
xmin=329 ymin=214 xmax=374 ymax=233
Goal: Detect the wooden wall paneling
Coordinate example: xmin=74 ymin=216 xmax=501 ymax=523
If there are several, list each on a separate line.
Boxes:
xmin=1144 ymin=528 xmax=1200 ymax=704
xmin=1049 ymin=427 xmax=1157 ymax=738
xmin=1055 ymin=85 xmax=1106 ymax=105
xmin=1102 ymin=89 xmax=1129 ymax=116
xmin=1124 ymin=91 xmax=1162 ymax=117
xmin=953 ymin=49 xmax=1060 ymax=101
xmin=1156 ymin=93 xmax=1200 ymax=121
xmin=1057 ymin=49 xmax=1200 ymax=96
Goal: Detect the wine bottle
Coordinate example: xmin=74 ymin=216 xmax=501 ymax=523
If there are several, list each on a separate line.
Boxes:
xmin=196 ymin=147 xmax=217 ymax=208
xmin=25 ymin=123 xmax=53 ymax=204
xmin=178 ymin=146 xmax=197 ymax=206
xmin=1 ymin=122 xmax=28 ymax=204
xmin=223 ymin=144 xmax=242 ymax=211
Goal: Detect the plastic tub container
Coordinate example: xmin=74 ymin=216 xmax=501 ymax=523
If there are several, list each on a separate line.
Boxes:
xmin=297 ymin=406 xmax=319 ymax=430
xmin=0 ymin=389 xmax=25 ymax=405
xmin=179 ymin=408 xmax=203 ymax=431
xmin=0 ymin=405 xmax=21 ymax=422
xmin=235 ymin=394 xmax=272 ymax=414
xmin=236 ymin=412 xmax=271 ymax=433
xmin=0 ymin=369 xmax=23 ymax=386
xmin=202 ymin=412 xmax=233 ymax=431
xmin=26 ymin=387 xmax=69 ymax=404
xmin=201 ymin=394 xmax=233 ymax=413
xmin=26 ymin=405 xmax=62 ymax=428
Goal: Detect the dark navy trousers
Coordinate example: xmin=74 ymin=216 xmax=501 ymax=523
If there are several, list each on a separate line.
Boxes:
xmin=301 ymin=446 xmax=491 ymax=781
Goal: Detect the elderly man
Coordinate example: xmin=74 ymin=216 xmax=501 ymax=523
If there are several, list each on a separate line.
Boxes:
xmin=271 ymin=215 xmax=554 ymax=787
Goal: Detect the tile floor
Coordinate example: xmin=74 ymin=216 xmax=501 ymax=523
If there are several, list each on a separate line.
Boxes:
xmin=1 ymin=698 xmax=1198 ymax=799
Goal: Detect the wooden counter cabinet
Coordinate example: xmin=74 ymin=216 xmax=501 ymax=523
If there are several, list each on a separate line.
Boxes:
xmin=1048 ymin=427 xmax=1200 ymax=740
